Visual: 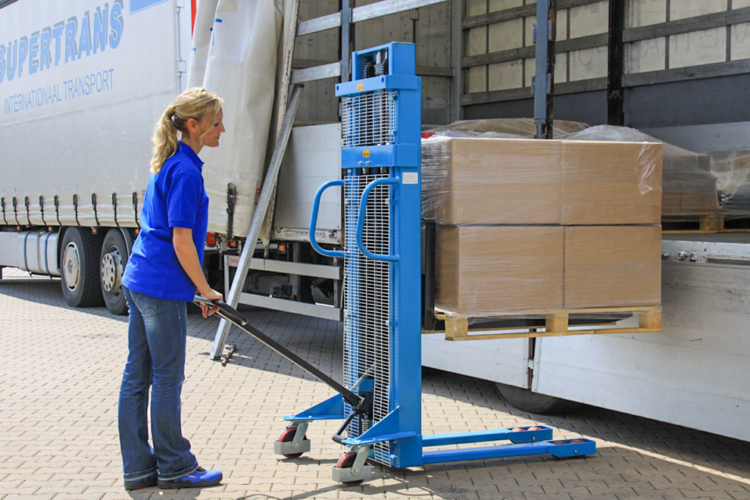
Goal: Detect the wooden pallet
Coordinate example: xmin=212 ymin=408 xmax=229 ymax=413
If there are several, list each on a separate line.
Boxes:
xmin=662 ymin=211 xmax=750 ymax=233
xmin=431 ymin=306 xmax=662 ymax=341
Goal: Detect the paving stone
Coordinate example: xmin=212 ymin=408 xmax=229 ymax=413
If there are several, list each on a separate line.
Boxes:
xmin=0 ymin=488 xmax=40 ymax=497
xmin=678 ymin=490 xmax=740 ymax=499
xmin=542 ymin=486 xmax=592 ymax=498
xmin=51 ymin=495 xmax=106 ymax=500
xmin=1 ymin=270 xmax=750 ymax=500
xmin=2 ymin=495 xmax=56 ymax=500
xmin=523 ymin=492 xmax=573 ymax=500
xmin=99 ymin=492 xmax=152 ymax=500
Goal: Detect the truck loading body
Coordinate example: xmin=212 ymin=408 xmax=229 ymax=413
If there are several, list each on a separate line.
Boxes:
xmin=1 ymin=0 xmax=749 ymax=443
xmin=0 ymin=0 xmax=297 ymax=314
xmin=0 ymin=0 xmax=193 ymax=313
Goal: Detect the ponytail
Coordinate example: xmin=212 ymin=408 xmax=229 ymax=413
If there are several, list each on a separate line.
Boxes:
xmin=150 ymin=88 xmax=223 ymax=174
xmin=150 ymin=105 xmax=179 ymax=174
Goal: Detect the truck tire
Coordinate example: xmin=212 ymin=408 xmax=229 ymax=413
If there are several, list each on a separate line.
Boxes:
xmin=496 ymin=383 xmax=579 ymax=415
xmin=60 ymin=228 xmax=104 ymax=308
xmin=100 ymin=229 xmax=130 ymax=315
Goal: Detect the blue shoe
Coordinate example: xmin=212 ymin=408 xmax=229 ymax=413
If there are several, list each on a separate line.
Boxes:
xmin=158 ymin=467 xmax=223 ymax=489
xmin=124 ymin=472 xmax=158 ymax=490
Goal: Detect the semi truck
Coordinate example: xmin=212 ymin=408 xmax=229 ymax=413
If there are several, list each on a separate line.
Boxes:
xmin=1 ymin=0 xmax=749 ymax=442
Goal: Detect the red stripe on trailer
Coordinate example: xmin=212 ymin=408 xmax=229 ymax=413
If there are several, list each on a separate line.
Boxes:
xmin=191 ymin=0 xmax=197 ymax=35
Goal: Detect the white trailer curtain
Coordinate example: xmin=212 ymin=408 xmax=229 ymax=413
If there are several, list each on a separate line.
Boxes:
xmin=188 ymin=0 xmax=284 ymax=237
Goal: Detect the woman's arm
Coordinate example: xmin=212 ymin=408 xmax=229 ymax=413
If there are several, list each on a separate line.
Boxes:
xmin=173 ymin=227 xmax=223 ymax=315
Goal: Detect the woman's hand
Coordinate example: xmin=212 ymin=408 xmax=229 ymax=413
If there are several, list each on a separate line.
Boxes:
xmin=199 ymin=288 xmax=223 ymax=318
xmin=172 ymin=227 xmax=223 ymax=319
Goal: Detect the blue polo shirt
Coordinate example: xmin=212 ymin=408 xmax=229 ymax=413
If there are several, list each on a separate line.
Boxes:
xmin=123 ymin=141 xmax=209 ymax=301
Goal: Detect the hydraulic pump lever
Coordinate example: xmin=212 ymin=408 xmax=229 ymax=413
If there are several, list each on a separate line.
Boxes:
xmin=194 ymin=296 xmax=367 ymax=411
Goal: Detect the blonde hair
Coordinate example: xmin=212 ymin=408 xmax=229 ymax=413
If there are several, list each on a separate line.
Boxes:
xmin=150 ymin=87 xmax=223 ymax=174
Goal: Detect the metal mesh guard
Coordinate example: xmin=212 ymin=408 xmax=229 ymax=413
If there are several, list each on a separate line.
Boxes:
xmin=343 ymin=172 xmax=392 ymax=466
xmin=341 ymin=90 xmax=399 ymax=148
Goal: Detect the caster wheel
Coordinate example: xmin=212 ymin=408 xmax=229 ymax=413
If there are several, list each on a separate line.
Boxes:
xmin=277 ymin=427 xmax=306 ymax=459
xmin=336 ymin=451 xmax=368 ymax=487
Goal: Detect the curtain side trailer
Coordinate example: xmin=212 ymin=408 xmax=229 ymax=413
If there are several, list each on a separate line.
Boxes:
xmin=2 ymin=0 xmax=749 ymax=443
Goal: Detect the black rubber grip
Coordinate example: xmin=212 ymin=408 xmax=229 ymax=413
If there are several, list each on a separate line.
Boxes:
xmin=193 ymin=296 xmax=248 ymax=326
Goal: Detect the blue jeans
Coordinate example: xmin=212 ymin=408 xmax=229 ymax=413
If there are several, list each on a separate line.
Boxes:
xmin=118 ymin=286 xmax=198 ymax=481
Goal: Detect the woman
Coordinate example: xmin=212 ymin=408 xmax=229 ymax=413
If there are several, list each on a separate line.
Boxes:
xmin=119 ymin=88 xmax=226 ymax=490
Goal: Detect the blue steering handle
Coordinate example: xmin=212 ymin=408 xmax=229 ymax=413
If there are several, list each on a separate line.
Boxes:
xmin=356 ymin=177 xmax=399 ymax=262
xmin=310 ymin=179 xmax=345 ymax=259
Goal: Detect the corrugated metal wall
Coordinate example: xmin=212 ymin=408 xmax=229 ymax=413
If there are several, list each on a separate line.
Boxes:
xmin=294 ymin=0 xmax=454 ymax=126
xmin=462 ymin=0 xmax=750 ymax=128
xmin=293 ymin=0 xmax=750 ymax=130
xmin=463 ymin=0 xmax=608 ymax=97
xmin=293 ymin=0 xmax=341 ymax=125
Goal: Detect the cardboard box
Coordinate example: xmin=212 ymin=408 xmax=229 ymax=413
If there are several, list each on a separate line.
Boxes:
xmin=664 ymin=189 xmax=719 ymax=214
xmin=436 ymin=225 xmax=564 ymax=314
xmin=663 ymin=147 xmax=712 ymax=179
xmin=564 ymin=225 xmax=662 ymax=309
xmin=660 ymin=146 xmax=716 ymax=216
xmin=422 ymin=138 xmax=562 ymax=225
xmin=561 ymin=141 xmax=663 ymax=225
xmin=662 ymin=193 xmax=682 ymax=215
xmin=681 ymin=193 xmax=719 ymax=212
xmin=664 ymin=171 xmax=719 ymax=214
xmin=423 ymin=137 xmax=663 ymax=226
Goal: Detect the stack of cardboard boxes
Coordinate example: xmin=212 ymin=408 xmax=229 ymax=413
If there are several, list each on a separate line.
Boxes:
xmin=422 ymin=137 xmax=663 ymax=316
xmin=712 ymin=152 xmax=750 ymax=212
xmin=559 ymin=125 xmax=717 ymax=218
xmin=659 ymin=143 xmax=717 ymax=216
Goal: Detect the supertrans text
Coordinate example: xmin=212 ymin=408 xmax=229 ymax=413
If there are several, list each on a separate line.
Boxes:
xmin=0 ymin=1 xmax=124 ymax=84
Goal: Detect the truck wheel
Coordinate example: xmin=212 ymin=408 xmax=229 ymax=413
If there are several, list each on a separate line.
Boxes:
xmin=496 ymin=383 xmax=579 ymax=415
xmin=100 ymin=229 xmax=130 ymax=315
xmin=61 ymin=228 xmax=104 ymax=307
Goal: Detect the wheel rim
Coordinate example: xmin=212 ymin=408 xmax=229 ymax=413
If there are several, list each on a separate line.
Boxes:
xmin=337 ymin=452 xmax=365 ymax=487
xmin=101 ymin=247 xmax=123 ymax=296
xmin=278 ymin=428 xmax=296 ymax=442
xmin=278 ymin=427 xmax=304 ymax=459
xmin=63 ymin=243 xmax=81 ymax=292
xmin=336 ymin=452 xmax=357 ymax=469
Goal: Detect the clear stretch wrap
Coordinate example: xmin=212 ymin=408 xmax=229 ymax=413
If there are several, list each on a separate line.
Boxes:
xmin=424 ymin=118 xmax=589 ymax=138
xmin=422 ymin=135 xmax=663 ymax=225
xmin=710 ymin=150 xmax=750 ymax=212
xmin=561 ymin=125 xmax=719 ymax=217
xmin=421 ymin=127 xmax=663 ymax=318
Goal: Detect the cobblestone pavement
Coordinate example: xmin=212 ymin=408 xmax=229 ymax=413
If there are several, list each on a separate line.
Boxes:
xmin=1 ymin=268 xmax=749 ymax=500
